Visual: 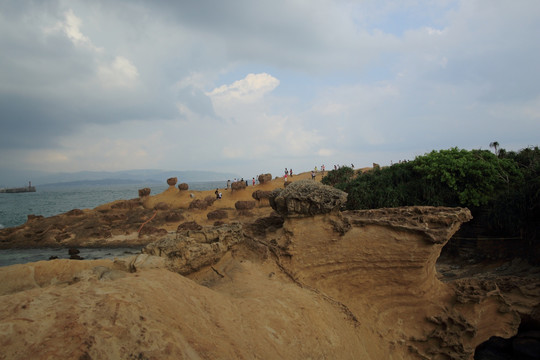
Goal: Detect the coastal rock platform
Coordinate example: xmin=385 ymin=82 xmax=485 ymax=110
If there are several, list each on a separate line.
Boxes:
xmin=1 ymin=173 xmax=539 ymax=359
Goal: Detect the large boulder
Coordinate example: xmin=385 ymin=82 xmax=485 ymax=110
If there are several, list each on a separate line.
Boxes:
xmin=269 ymin=179 xmax=347 ymax=217
xmin=143 ymin=223 xmax=243 ymax=275
xmin=258 ymin=173 xmax=272 ymax=184
xmin=235 ymin=201 xmax=256 ymax=210
xmin=231 ymin=181 xmax=247 ymax=192
xmin=178 ymin=183 xmax=189 ymax=191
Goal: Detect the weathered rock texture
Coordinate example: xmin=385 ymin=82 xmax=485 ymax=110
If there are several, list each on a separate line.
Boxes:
xmin=143 ymin=223 xmax=243 ymax=274
xmin=138 ymin=187 xmax=151 ymax=197
xmin=235 ymin=200 xmax=256 ymax=210
xmin=258 ymin=173 xmax=272 ymax=184
xmin=166 ymin=177 xmax=177 ymax=186
xmin=178 ymin=182 xmax=189 ymax=190
xmin=207 ymin=209 xmax=228 ymax=220
xmin=269 ymin=179 xmax=347 ymax=217
xmin=1 ymin=175 xmax=538 ymax=360
xmin=231 ymin=181 xmax=247 ymax=191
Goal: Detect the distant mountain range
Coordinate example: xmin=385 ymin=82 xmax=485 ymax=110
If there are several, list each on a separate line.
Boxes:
xmin=0 ymin=169 xmax=240 ymax=188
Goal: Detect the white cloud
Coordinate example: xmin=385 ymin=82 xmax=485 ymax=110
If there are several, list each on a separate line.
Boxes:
xmin=207 ymin=73 xmax=280 ymax=103
xmin=98 ymin=56 xmax=139 ymax=89
xmin=1 ymin=0 xmax=540 ymax=181
xmin=46 ymin=9 xmax=102 ymax=52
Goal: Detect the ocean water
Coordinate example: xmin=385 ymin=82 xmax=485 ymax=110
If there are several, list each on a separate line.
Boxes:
xmin=0 ymin=181 xmax=224 ymax=266
xmin=0 ymin=247 xmax=142 ymax=267
xmin=0 ymin=181 xmax=224 ymax=229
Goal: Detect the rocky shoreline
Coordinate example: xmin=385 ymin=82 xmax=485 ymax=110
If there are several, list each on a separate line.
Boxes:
xmin=1 ymin=174 xmax=539 ymax=359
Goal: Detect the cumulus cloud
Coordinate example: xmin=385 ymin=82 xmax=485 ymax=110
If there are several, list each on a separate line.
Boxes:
xmin=45 ymin=9 xmax=102 ymax=52
xmin=98 ymin=56 xmax=139 ymax=89
xmin=0 ymin=0 xmax=539 ymax=183
xmin=207 ymin=73 xmax=280 ymax=104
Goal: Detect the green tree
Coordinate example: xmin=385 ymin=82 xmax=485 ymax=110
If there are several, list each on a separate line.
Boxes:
xmin=321 ymin=166 xmax=355 ymax=189
xmin=412 ymin=148 xmax=520 ymax=207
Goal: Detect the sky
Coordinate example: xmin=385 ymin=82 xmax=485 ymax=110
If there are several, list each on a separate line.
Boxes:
xmin=1 ymin=0 xmax=539 ymax=184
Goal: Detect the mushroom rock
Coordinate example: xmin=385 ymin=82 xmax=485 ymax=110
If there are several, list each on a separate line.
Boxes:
xmin=178 ymin=183 xmax=189 ymax=191
xmin=258 ymin=173 xmax=272 ymax=184
xmin=231 ymin=181 xmax=246 ymax=191
xmin=269 ymin=179 xmax=347 ymax=217
xmin=138 ymin=188 xmax=151 ymax=197
xmin=166 ymin=177 xmax=177 ymax=186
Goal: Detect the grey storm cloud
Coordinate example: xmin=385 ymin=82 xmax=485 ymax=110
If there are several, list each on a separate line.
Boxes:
xmin=0 ymin=0 xmax=539 ymax=182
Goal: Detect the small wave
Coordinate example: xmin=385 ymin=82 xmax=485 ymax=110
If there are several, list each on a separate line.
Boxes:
xmin=0 ymin=224 xmax=4 ymax=229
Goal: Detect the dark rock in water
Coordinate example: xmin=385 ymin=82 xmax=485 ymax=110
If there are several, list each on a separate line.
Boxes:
xmin=68 ymin=248 xmax=83 ymax=260
xmin=269 ymin=180 xmax=347 ymax=217
xmin=49 ymin=256 xmax=59 ymax=260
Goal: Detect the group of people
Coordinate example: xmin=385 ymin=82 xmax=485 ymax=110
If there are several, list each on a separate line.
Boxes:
xmin=284 ymin=168 xmax=294 ymax=182
xmin=226 ymin=177 xmax=259 ymax=190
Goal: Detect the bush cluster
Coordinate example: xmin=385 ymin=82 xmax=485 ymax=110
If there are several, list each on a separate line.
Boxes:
xmin=322 ymin=146 xmax=540 ymax=241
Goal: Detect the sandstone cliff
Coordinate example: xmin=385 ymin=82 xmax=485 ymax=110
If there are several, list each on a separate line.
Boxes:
xmin=0 ymin=176 xmax=538 ymax=359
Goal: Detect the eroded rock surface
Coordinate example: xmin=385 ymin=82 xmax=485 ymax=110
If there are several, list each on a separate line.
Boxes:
xmin=269 ymin=179 xmax=347 ymax=217
xmin=1 ymin=176 xmax=538 ymax=360
xmin=142 ymin=223 xmax=243 ymax=275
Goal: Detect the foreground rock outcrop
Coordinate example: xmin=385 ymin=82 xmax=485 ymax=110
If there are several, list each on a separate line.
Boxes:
xmin=1 ymin=177 xmax=538 ymax=359
xmin=269 ymin=179 xmax=347 ymax=217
